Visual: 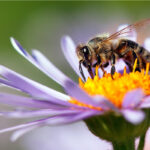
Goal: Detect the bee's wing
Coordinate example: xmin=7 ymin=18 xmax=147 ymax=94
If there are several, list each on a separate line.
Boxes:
xmin=102 ymin=18 xmax=150 ymax=44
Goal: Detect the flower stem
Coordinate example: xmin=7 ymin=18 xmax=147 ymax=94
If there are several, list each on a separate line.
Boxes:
xmin=112 ymin=139 xmax=135 ymax=150
xmin=137 ymin=131 xmax=146 ymax=150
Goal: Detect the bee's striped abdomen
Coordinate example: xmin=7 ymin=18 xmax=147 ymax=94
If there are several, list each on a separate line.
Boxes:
xmin=117 ymin=39 xmax=150 ymax=62
xmin=136 ymin=46 xmax=150 ymax=62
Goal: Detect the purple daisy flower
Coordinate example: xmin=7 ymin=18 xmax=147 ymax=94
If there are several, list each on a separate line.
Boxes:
xmin=0 ymin=24 xmax=149 ymax=150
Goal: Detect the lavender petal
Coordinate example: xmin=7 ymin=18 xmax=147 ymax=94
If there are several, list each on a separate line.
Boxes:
xmin=32 ymin=49 xmax=72 ymax=86
xmin=0 ymin=111 xmax=98 ymax=134
xmin=61 ymin=36 xmax=80 ymax=76
xmin=0 ymin=116 xmax=62 ymax=134
xmin=64 ymin=110 xmax=102 ymax=123
xmin=121 ymin=109 xmax=145 ymax=124
xmin=64 ymin=80 xmax=111 ymax=108
xmin=122 ymin=89 xmax=144 ymax=108
xmin=61 ymin=36 xmax=89 ymax=81
xmin=11 ymin=37 xmax=71 ymax=86
xmin=0 ymin=109 xmax=81 ymax=118
xmin=11 ymin=126 xmax=37 ymax=142
xmin=93 ymin=95 xmax=118 ymax=111
xmin=139 ymin=96 xmax=150 ymax=108
xmin=10 ymin=110 xmax=91 ymax=142
xmin=0 ymin=65 xmax=70 ymax=101
xmin=0 ymin=120 xmax=40 ymax=134
xmin=0 ymin=93 xmax=70 ymax=109
xmin=45 ymin=111 xmax=101 ymax=125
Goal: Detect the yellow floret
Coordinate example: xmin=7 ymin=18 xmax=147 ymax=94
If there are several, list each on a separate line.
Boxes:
xmin=69 ymin=61 xmax=150 ymax=109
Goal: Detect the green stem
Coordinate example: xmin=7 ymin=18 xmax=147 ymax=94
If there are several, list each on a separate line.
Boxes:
xmin=112 ymin=139 xmax=135 ymax=150
xmin=137 ymin=132 xmax=146 ymax=150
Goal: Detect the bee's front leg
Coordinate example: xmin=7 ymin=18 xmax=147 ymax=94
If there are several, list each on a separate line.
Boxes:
xmin=79 ymin=60 xmax=86 ymax=82
xmin=111 ymin=53 xmax=116 ymax=79
xmin=87 ymin=64 xmax=94 ymax=79
xmin=99 ymin=64 xmax=106 ymax=76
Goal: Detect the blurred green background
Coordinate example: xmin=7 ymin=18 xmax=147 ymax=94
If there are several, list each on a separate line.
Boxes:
xmin=0 ymin=1 xmax=150 ymax=150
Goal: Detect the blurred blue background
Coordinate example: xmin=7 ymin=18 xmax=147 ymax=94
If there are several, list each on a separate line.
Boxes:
xmin=0 ymin=1 xmax=150 ymax=150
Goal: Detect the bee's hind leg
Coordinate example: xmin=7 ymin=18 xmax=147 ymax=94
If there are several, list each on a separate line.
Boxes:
xmin=110 ymin=53 xmax=116 ymax=79
xmin=124 ymin=61 xmax=133 ymax=72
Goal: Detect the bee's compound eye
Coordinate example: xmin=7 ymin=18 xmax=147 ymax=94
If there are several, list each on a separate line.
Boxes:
xmin=81 ymin=46 xmax=90 ymax=58
xmin=83 ymin=47 xmax=88 ymax=52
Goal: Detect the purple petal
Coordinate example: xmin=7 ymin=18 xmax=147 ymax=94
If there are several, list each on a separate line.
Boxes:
xmin=0 ymin=65 xmax=70 ymax=101
xmin=10 ymin=37 xmax=71 ymax=86
xmin=122 ymin=89 xmax=144 ymax=108
xmin=10 ymin=38 xmax=28 ymax=56
xmin=115 ymin=59 xmax=127 ymax=72
xmin=0 ymin=111 xmax=98 ymax=134
xmin=0 ymin=93 xmax=70 ymax=109
xmin=93 ymin=96 xmax=118 ymax=111
xmin=63 ymin=111 xmax=101 ymax=123
xmin=64 ymin=80 xmax=113 ymax=109
xmin=121 ymin=109 xmax=145 ymax=124
xmin=0 ymin=109 xmax=81 ymax=118
xmin=10 ymin=111 xmax=94 ymax=141
xmin=61 ymin=36 xmax=80 ymax=76
xmin=139 ymin=96 xmax=150 ymax=108
xmin=0 ymin=116 xmax=61 ymax=134
xmin=0 ymin=120 xmax=41 ymax=134
xmin=61 ymin=36 xmax=89 ymax=81
xmin=0 ymin=117 xmax=53 ymax=134
xmin=45 ymin=111 xmax=101 ymax=125
xmin=0 ymin=116 xmax=58 ymax=134
xmin=144 ymin=38 xmax=150 ymax=52
xmin=31 ymin=49 xmax=72 ymax=86
xmin=11 ymin=126 xmax=37 ymax=142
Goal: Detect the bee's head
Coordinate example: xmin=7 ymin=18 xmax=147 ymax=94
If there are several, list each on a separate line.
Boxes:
xmin=76 ymin=44 xmax=92 ymax=67
xmin=76 ymin=44 xmax=94 ymax=80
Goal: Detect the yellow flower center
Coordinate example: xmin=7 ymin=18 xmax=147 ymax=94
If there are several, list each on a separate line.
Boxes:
xmin=69 ymin=60 xmax=150 ymax=109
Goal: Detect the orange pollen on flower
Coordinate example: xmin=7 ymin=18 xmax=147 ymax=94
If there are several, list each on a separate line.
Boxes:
xmin=69 ymin=99 xmax=101 ymax=111
xmin=69 ymin=61 xmax=150 ymax=109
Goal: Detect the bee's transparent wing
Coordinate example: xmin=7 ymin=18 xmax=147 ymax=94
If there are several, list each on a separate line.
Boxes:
xmin=117 ymin=24 xmax=137 ymax=42
xmin=102 ymin=18 xmax=150 ymax=44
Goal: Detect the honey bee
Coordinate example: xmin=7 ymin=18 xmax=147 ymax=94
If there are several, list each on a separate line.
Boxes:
xmin=76 ymin=18 xmax=150 ymax=81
